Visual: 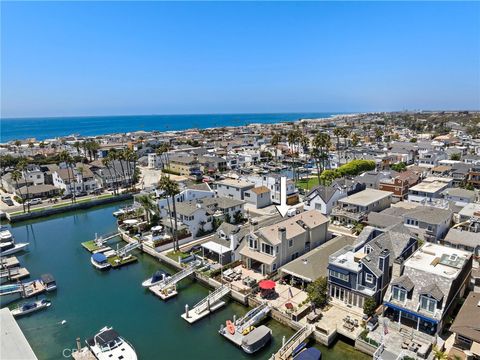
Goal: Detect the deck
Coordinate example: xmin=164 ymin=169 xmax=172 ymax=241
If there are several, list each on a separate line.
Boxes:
xmin=0 ymin=256 xmax=20 ymax=269
xmin=107 ymin=255 xmax=138 ymax=268
xmin=72 ymin=347 xmax=96 ymax=360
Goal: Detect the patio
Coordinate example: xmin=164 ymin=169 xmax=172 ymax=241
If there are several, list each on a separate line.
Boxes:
xmin=225 ymin=265 xmax=266 ymax=292
xmin=254 ymin=281 xmax=309 ymax=315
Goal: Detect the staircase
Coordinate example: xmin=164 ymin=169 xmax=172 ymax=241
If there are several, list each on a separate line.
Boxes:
xmin=117 ymin=241 xmax=140 ymax=257
xmin=158 ymin=264 xmax=196 ymax=290
xmin=271 ymin=325 xmax=314 ymax=360
xmin=237 ymin=303 xmax=271 ymax=333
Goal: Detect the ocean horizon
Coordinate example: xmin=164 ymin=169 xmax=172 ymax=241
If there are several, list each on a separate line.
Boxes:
xmin=0 ymin=112 xmax=345 ymax=142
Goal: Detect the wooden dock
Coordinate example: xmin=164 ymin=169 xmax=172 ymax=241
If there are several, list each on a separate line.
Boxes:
xmin=0 ymin=256 xmax=20 ymax=269
xmin=23 ymin=280 xmax=47 ymax=298
xmin=107 ymin=254 xmax=137 ymax=268
xmin=181 ymin=285 xmax=230 ymax=324
xmin=149 ymin=284 xmax=178 ymax=300
xmin=0 ymin=267 xmax=30 ymax=283
xmin=72 ymin=347 xmax=96 ymax=360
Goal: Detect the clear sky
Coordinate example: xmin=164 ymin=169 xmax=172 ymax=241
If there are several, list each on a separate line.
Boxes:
xmin=1 ymin=1 xmax=479 ymax=118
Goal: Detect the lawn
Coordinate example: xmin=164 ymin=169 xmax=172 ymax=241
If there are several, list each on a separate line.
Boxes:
xmin=296 ymin=177 xmax=320 ymax=191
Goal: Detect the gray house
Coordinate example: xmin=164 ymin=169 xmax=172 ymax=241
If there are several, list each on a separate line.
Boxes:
xmin=244 ymin=186 xmax=272 ymax=209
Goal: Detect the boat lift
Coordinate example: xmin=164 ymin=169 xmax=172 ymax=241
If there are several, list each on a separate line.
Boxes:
xmin=116 ymin=241 xmax=141 ymax=257
xmin=270 ymin=325 xmax=314 ymax=360
xmin=219 ymin=302 xmax=271 ymax=346
xmin=182 ymin=285 xmax=231 ymax=324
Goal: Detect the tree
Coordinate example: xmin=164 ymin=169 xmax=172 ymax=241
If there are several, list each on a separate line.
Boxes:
xmin=59 ymin=150 xmax=76 ymax=203
xmin=233 ymin=210 xmax=243 ymax=224
xmin=363 ymin=297 xmax=377 ymax=317
xmin=351 ymin=133 xmax=360 ymax=147
xmin=390 ymin=162 xmax=407 ymax=172
xmin=409 ymin=138 xmax=417 ymax=143
xmin=136 ymin=194 xmax=157 ymax=224
xmin=450 ymin=153 xmax=461 ymax=161
xmin=16 ymin=159 xmax=31 ymax=211
xmin=158 ymin=175 xmax=180 ymax=251
xmin=11 ymin=170 xmax=25 ymax=213
xmin=306 ymin=277 xmax=329 ymax=308
xmin=270 ymin=133 xmax=282 ymax=164
xmin=432 ymin=346 xmax=448 ymax=360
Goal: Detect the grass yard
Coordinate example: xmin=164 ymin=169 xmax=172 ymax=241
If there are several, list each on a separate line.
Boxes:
xmin=296 ymin=176 xmax=320 ymax=191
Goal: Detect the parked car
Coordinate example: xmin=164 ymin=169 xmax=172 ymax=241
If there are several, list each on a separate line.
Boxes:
xmin=1 ymin=195 xmax=14 ymax=206
xmin=61 ymin=193 xmax=73 ymax=200
xmin=286 ymin=207 xmax=297 ymax=217
xmin=75 ymin=191 xmax=88 ymax=197
xmin=26 ymin=198 xmax=42 ymax=206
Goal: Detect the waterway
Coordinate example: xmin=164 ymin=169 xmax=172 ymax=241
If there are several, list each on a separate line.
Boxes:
xmin=2 ymin=202 xmax=369 ymax=360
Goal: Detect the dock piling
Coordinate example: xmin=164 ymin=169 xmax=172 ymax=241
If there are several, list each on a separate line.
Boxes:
xmin=185 ymin=304 xmax=189 ymax=318
xmin=76 ymin=337 xmax=81 ymax=351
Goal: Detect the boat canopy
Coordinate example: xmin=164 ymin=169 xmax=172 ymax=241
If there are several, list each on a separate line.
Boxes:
xmin=294 ymin=348 xmax=322 ymax=360
xmin=40 ymin=273 xmax=55 ymax=284
xmin=92 ymin=253 xmax=108 ymax=263
xmin=95 ymin=329 xmax=120 ymax=346
xmin=152 ymin=270 xmax=166 ymax=282
xmin=242 ymin=325 xmax=271 ymax=346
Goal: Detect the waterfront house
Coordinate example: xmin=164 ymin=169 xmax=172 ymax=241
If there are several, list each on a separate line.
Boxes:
xmin=448 ymin=292 xmax=480 ymax=359
xmin=327 ymin=225 xmax=418 ymax=309
xmin=157 ymin=183 xmax=215 ymax=216
xmin=214 ymin=179 xmax=255 ymax=201
xmin=303 ymin=184 xmax=347 ymax=215
xmin=239 ymin=210 xmax=329 ymax=275
xmin=382 ymin=243 xmax=472 ymax=336
xmin=52 ymin=165 xmax=100 ymax=195
xmin=90 ymin=159 xmax=135 ymax=190
xmin=331 ymin=188 xmax=393 ymax=226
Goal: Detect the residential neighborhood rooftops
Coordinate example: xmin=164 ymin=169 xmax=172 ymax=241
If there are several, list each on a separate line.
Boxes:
xmin=409 ymin=177 xmax=453 ymax=193
xmin=450 ymin=292 xmax=480 ymax=343
xmin=250 ymin=186 xmax=270 ymax=195
xmin=215 ymin=178 xmax=254 ymax=189
xmin=339 ymin=188 xmax=393 ymax=207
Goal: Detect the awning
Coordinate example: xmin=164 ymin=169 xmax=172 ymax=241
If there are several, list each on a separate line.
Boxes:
xmin=123 ymin=219 xmax=139 ymax=225
xmin=384 ymin=302 xmax=439 ymax=324
xmin=201 ymin=241 xmax=231 ymax=255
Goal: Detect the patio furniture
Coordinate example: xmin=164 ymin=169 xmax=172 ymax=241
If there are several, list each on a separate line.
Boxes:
xmin=353 ymin=319 xmax=359 ymax=327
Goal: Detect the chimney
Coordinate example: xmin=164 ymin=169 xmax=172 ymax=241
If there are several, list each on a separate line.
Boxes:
xmin=278 ymin=227 xmax=287 ymax=243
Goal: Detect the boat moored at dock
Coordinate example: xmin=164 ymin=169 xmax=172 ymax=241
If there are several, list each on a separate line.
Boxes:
xmin=141 ymin=270 xmax=170 ymax=288
xmin=91 ymin=253 xmax=111 ymax=270
xmin=86 ymin=326 xmax=137 ymax=360
xmin=0 ymin=241 xmax=29 ymax=256
xmin=11 ymin=298 xmax=52 ymax=317
xmin=240 ymin=325 xmax=272 ymax=354
xmin=40 ymin=273 xmax=57 ymax=291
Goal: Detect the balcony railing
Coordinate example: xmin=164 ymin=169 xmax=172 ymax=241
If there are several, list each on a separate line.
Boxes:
xmin=356 ymin=284 xmax=377 ymax=296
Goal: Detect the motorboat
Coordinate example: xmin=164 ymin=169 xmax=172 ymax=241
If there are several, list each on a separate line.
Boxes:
xmin=141 ymin=270 xmax=170 ymax=288
xmin=241 ymin=325 xmax=272 ymax=354
xmin=11 ymin=299 xmax=51 ymax=317
xmin=0 ymin=241 xmax=29 ymax=256
xmin=0 ymin=283 xmax=24 ymax=305
xmin=0 ymin=227 xmax=14 ymax=242
xmin=294 ymin=347 xmax=322 ymax=360
xmin=86 ymin=326 xmax=137 ymax=360
xmin=91 ymin=253 xmax=111 ymax=270
xmin=40 ymin=273 xmax=57 ymax=291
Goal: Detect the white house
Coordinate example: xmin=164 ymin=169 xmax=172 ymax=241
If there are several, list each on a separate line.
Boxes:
xmin=304 ymin=184 xmax=347 ymax=215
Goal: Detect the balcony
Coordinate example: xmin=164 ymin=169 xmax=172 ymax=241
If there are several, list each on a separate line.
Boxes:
xmin=356 ymin=284 xmax=377 ymax=296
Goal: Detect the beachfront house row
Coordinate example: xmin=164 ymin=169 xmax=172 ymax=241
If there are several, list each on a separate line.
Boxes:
xmin=239 ymin=210 xmax=329 ymax=275
xmin=303 ymin=184 xmax=347 ymax=216
xmin=327 ymin=225 xmax=418 ymax=309
xmin=331 ymin=188 xmax=393 ymax=226
xmin=383 ymin=243 xmax=472 ymax=336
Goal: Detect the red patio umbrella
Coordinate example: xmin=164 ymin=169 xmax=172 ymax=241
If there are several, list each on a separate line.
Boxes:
xmin=258 ymin=279 xmax=276 ymax=290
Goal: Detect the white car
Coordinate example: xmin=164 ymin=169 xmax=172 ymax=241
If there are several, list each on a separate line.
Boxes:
xmin=26 ymin=198 xmax=42 ymax=206
xmin=1 ymin=195 xmax=14 ymax=206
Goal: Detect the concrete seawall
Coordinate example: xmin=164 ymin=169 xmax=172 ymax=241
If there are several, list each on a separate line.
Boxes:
xmin=7 ymin=194 xmax=133 ymax=223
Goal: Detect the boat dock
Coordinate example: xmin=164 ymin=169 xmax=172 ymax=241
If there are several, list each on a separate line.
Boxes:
xmin=149 ymin=264 xmax=196 ymax=300
xmin=0 ymin=256 xmax=20 ymax=269
xmin=0 ymin=308 xmax=38 ymax=359
xmin=181 ymin=285 xmax=230 ymax=324
xmin=72 ymin=347 xmax=96 ymax=360
xmin=106 ymin=241 xmax=140 ymax=268
xmin=220 ymin=302 xmax=271 ymax=346
xmin=0 ymin=267 xmax=30 ymax=283
xmin=81 ymin=232 xmax=121 ymax=252
xmin=23 ymin=280 xmax=47 ymax=298
xmin=270 ymin=325 xmax=314 ymax=360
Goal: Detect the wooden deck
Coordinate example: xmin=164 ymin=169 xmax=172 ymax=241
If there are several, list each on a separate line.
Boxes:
xmin=72 ymin=347 xmax=96 ymax=360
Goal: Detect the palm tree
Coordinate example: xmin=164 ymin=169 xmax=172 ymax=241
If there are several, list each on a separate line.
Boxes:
xmin=16 ymin=159 xmax=31 ymax=211
xmin=102 ymin=157 xmax=116 ymax=195
xmin=158 ymin=176 xmax=175 ymax=247
xmin=270 ymin=133 xmax=282 ymax=164
xmin=77 ymin=165 xmax=85 ymax=192
xmin=11 ymin=169 xmax=25 ymax=213
xmin=158 ymin=175 xmax=180 ymax=251
xmin=313 ymin=132 xmax=331 ymax=174
xmin=333 ymin=127 xmax=342 ymax=154
xmin=73 ymin=141 xmax=81 ymax=155
xmin=59 ymin=150 xmax=75 ymax=203
xmin=136 ymin=194 xmax=157 ymax=224
xmin=432 ymin=345 xmax=448 ymax=360
xmin=351 ymin=133 xmax=359 ymax=147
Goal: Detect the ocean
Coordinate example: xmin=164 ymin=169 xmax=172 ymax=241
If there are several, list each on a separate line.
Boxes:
xmin=0 ymin=112 xmax=341 ymax=142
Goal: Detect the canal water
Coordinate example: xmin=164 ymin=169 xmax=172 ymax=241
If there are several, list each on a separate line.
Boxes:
xmin=3 ymin=202 xmax=369 ymax=360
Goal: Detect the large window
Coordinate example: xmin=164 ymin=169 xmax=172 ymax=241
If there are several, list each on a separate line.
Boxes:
xmin=249 ymin=237 xmax=257 ymax=250
xmin=420 ymin=295 xmax=436 ymax=313
xmin=365 ymin=273 xmax=374 ymax=284
xmin=261 ymin=243 xmax=274 ymax=255
xmin=392 ymin=286 xmax=407 ymax=302
xmin=330 ymin=270 xmax=349 ymax=282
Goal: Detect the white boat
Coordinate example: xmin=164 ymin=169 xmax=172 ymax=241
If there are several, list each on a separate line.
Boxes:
xmin=141 ymin=270 xmax=170 ymax=288
xmin=0 ymin=242 xmax=29 ymax=256
xmin=91 ymin=253 xmax=111 ymax=270
xmin=86 ymin=326 xmax=137 ymax=360
xmin=0 ymin=227 xmax=14 ymax=242
xmin=11 ymin=299 xmax=51 ymax=317
xmin=241 ymin=325 xmax=272 ymax=354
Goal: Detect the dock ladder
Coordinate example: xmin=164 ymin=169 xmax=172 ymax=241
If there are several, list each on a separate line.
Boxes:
xmin=193 ymin=285 xmax=230 ymax=315
xmin=158 ymin=264 xmax=196 ymax=290
xmin=271 ymin=324 xmax=314 ymax=360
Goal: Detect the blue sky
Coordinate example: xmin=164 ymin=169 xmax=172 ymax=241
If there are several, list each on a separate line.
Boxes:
xmin=1 ymin=1 xmax=479 ymax=118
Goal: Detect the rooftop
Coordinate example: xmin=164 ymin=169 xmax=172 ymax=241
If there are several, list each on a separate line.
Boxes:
xmin=339 ymin=188 xmax=393 ymax=207
xmin=0 ymin=308 xmax=38 ymax=360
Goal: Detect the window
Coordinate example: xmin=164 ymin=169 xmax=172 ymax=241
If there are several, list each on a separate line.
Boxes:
xmin=261 ymin=243 xmax=274 ymax=255
xmin=365 ymin=245 xmax=373 ymax=254
xmin=392 ymin=286 xmax=406 ymax=302
xmin=288 ymin=239 xmax=293 ymax=247
xmin=365 ymin=273 xmax=374 ymax=284
xmin=249 ymin=237 xmax=257 ymax=249
xmin=330 ymin=270 xmax=349 ymax=282
xmin=244 ymin=192 xmax=250 ymax=197
xmin=420 ymin=295 xmax=436 ymax=313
